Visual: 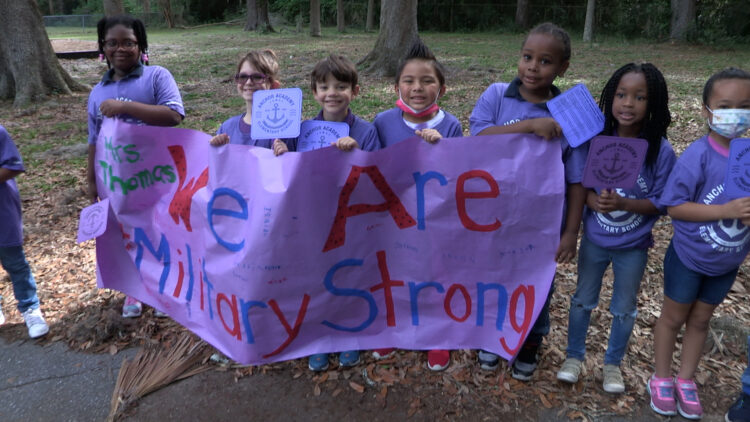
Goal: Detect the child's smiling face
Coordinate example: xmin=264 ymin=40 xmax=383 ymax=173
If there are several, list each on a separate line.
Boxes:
xmin=517 ymin=33 xmax=569 ymax=102
xmin=395 ymin=59 xmax=446 ymax=112
xmin=612 ymin=71 xmax=649 ymax=137
xmin=235 ymin=61 xmax=272 ymax=103
xmin=103 ymin=24 xmax=140 ymax=74
xmin=313 ymin=73 xmax=359 ymax=121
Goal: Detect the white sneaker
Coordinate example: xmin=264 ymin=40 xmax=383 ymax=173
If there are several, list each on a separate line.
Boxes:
xmin=22 ymin=307 xmax=49 ymax=338
xmin=0 ymin=305 xmax=5 ymax=325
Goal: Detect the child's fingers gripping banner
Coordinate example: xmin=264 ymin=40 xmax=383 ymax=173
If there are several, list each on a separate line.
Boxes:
xmin=92 ymin=118 xmax=564 ymax=365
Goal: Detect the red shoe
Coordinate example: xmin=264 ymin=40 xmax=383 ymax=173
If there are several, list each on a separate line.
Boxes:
xmin=427 ymin=349 xmax=450 ymax=371
xmin=372 ymin=348 xmax=395 ymax=360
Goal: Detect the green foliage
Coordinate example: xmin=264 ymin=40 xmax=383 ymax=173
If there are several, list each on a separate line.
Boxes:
xmin=271 ymin=0 xmax=372 ymax=28
xmin=597 ymin=0 xmax=671 ymax=40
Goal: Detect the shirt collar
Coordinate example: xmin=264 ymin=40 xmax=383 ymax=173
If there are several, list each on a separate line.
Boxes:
xmin=504 ymin=77 xmax=561 ymax=110
xmin=314 ymin=108 xmax=356 ymax=127
xmin=101 ymin=62 xmax=144 ymax=84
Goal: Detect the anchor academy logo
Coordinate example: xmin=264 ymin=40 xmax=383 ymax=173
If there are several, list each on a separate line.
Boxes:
xmin=590 ymin=142 xmax=642 ymax=186
xmin=251 ymin=88 xmax=302 ymax=139
xmin=699 ymin=183 xmax=750 ymax=252
xmin=594 ymin=179 xmax=647 ymax=233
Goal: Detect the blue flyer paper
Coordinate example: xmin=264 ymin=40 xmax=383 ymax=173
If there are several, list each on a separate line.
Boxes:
xmin=251 ymin=88 xmax=303 ymax=139
xmin=725 ymin=138 xmax=750 ymax=199
xmin=547 ymin=83 xmax=605 ymax=148
xmin=297 ymin=120 xmax=350 ymax=152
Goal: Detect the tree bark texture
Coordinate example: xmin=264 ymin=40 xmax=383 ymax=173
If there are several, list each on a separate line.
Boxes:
xmin=515 ymin=0 xmax=529 ymax=29
xmin=670 ymin=0 xmax=696 ymax=41
xmin=256 ymin=0 xmax=274 ymax=32
xmin=244 ymin=0 xmax=258 ymax=30
xmin=310 ymin=0 xmax=321 ymax=37
xmin=141 ymin=0 xmax=150 ymax=13
xmin=583 ymin=0 xmax=595 ymax=42
xmin=365 ymin=0 xmax=375 ymax=32
xmin=337 ymin=0 xmax=345 ymax=32
xmin=158 ymin=0 xmax=174 ymax=28
xmin=359 ymin=0 xmax=418 ymax=76
xmin=0 ymin=0 xmax=88 ymax=107
xmin=103 ymin=0 xmax=124 ymax=16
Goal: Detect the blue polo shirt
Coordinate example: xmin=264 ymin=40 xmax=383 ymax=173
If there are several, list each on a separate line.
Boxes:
xmin=0 ymin=125 xmax=25 ymax=247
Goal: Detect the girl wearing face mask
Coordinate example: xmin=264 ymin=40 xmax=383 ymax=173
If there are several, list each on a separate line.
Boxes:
xmin=373 ymin=40 xmax=463 ymax=147
xmin=648 ymin=67 xmax=750 ymax=420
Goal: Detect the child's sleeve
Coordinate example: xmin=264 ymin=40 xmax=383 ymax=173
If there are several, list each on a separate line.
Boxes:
xmin=153 ymin=67 xmax=185 ymax=118
xmin=0 ymin=126 xmax=24 ymax=172
xmin=659 ymin=148 xmax=703 ymax=208
xmin=469 ymin=84 xmax=501 ymax=136
xmin=87 ymin=93 xmax=100 ymax=145
xmin=646 ymin=139 xmax=678 ymax=213
xmin=358 ymin=125 xmax=382 ymax=151
xmin=445 ymin=114 xmax=463 ymax=138
xmin=563 ymin=140 xmax=588 ymax=184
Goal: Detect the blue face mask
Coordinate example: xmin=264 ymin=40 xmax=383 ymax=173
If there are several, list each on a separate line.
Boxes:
xmin=706 ymin=106 xmax=750 ymax=139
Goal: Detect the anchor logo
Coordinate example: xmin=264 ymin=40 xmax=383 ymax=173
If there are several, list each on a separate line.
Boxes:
xmin=719 ymin=219 xmax=748 ymax=238
xmin=263 ymin=103 xmax=291 ymax=130
xmin=603 ymin=152 xmax=625 ymax=175
xmin=318 ymin=135 xmax=327 ymax=149
xmin=705 ymin=218 xmax=750 ymax=248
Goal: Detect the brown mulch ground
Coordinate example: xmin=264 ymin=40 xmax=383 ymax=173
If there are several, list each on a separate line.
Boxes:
xmin=0 ymin=37 xmax=748 ymax=420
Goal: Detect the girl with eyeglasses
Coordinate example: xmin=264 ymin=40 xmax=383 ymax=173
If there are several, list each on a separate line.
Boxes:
xmin=209 ymin=50 xmax=295 ymax=156
xmin=86 ymin=14 xmax=185 ymax=318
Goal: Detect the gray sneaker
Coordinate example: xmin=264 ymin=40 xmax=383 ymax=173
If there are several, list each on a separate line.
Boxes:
xmin=556 ymin=357 xmax=582 ymax=383
xmin=603 ymin=364 xmax=625 ymax=393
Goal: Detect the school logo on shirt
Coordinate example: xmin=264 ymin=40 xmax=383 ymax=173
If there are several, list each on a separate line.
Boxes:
xmin=98 ymin=97 xmax=143 ymax=126
xmin=699 ymin=183 xmax=750 ymax=252
xmin=593 ymin=177 xmax=647 ymax=233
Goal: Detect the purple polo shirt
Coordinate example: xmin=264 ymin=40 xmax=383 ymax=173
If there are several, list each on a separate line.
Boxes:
xmin=583 ymin=138 xmax=676 ymax=250
xmin=311 ymin=109 xmax=381 ymax=152
xmin=468 ymin=78 xmax=587 ymax=184
xmin=0 ymin=125 xmax=25 ymax=247
xmin=661 ymin=135 xmax=750 ymax=276
xmin=87 ymin=64 xmax=185 ymax=144
xmin=373 ymin=108 xmax=463 ymax=148
xmin=216 ymin=114 xmax=298 ymax=151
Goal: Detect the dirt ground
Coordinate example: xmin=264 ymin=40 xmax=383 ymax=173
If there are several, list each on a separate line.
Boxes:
xmin=0 ymin=35 xmax=748 ymax=421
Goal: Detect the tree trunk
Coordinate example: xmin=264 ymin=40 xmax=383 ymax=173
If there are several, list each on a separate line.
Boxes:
xmin=359 ymin=0 xmax=418 ymax=76
xmin=48 ymin=0 xmax=54 ymax=15
xmin=583 ymin=0 xmax=595 ymax=42
xmin=310 ymin=0 xmax=321 ymax=37
xmin=141 ymin=0 xmax=150 ymax=13
xmin=158 ymin=0 xmax=173 ymax=28
xmin=103 ymin=0 xmax=124 ymax=16
xmin=670 ymin=0 xmax=696 ymax=41
xmin=0 ymin=0 xmax=88 ymax=107
xmin=337 ymin=0 xmax=345 ymax=32
xmin=365 ymin=0 xmax=375 ymax=32
xmin=256 ymin=0 xmax=274 ymax=32
xmin=244 ymin=0 xmax=257 ymax=31
xmin=515 ymin=0 xmax=529 ymax=29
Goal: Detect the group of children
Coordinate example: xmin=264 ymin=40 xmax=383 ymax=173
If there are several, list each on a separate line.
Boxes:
xmin=0 ymin=13 xmax=748 ymax=421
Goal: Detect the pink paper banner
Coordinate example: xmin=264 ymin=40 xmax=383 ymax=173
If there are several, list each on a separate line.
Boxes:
xmin=93 ymin=119 xmax=564 ymax=365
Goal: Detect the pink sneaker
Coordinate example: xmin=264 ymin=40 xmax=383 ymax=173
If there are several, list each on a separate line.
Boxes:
xmin=647 ymin=375 xmax=677 ymax=416
xmin=427 ymin=349 xmax=450 ymax=371
xmin=675 ymin=377 xmax=703 ymax=419
xmin=122 ymin=296 xmax=142 ymax=318
xmin=372 ymin=348 xmax=395 ymax=360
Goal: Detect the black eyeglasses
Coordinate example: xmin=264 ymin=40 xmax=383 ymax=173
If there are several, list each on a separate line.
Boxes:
xmin=234 ymin=72 xmax=268 ymax=85
xmin=103 ymin=39 xmax=138 ymax=50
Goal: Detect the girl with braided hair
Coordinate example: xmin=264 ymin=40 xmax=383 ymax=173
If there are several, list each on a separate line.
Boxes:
xmin=556 ymin=63 xmax=676 ymax=393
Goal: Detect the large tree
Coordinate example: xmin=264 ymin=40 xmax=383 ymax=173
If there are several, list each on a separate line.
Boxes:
xmin=583 ymin=0 xmax=595 ymax=42
xmin=0 ymin=0 xmax=87 ymax=107
xmin=310 ymin=0 xmax=321 ymax=37
xmin=359 ymin=0 xmax=418 ymax=76
xmin=337 ymin=0 xmax=345 ymax=32
xmin=670 ymin=0 xmax=696 ymax=41
xmin=515 ymin=0 xmax=529 ymax=29
xmin=245 ymin=0 xmax=273 ymax=32
xmin=365 ymin=0 xmax=376 ymax=32
xmin=103 ymin=0 xmax=124 ymax=16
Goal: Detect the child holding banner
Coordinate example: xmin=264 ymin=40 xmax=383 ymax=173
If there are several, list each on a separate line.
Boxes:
xmin=649 ymin=68 xmax=750 ymax=419
xmin=0 ymin=124 xmax=49 ymax=338
xmin=371 ymin=40 xmax=463 ymax=372
xmin=209 ymin=50 xmax=294 ymax=155
xmin=555 ymin=63 xmax=676 ymax=393
xmin=468 ymin=22 xmax=587 ymax=380
xmin=304 ymin=54 xmax=380 ymax=371
xmin=86 ymin=15 xmax=185 ymax=318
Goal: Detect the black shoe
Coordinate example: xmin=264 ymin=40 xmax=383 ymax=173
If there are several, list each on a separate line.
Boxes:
xmin=726 ymin=392 xmax=750 ymax=422
xmin=511 ymin=343 xmax=539 ymax=381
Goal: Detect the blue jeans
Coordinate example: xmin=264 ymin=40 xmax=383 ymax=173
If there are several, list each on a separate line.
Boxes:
xmin=743 ymin=335 xmax=750 ymax=396
xmin=0 ymin=246 xmax=40 ymax=313
xmin=565 ymin=237 xmax=647 ymax=365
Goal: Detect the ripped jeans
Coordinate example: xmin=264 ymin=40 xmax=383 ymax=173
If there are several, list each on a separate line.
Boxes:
xmin=565 ymin=236 xmax=647 ymax=366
